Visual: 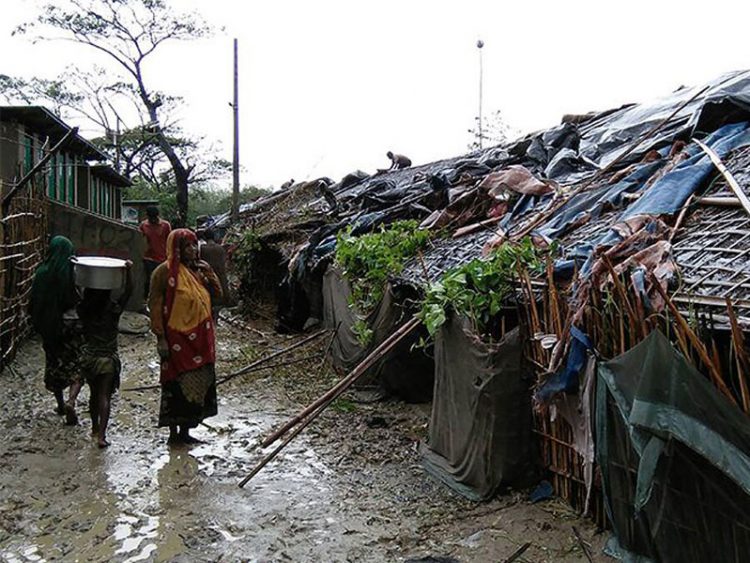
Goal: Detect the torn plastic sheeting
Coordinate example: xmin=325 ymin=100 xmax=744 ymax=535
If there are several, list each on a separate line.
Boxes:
xmin=535 ymin=326 xmax=592 ymax=403
xmin=321 ymin=267 xmax=433 ymax=402
xmin=543 ymin=147 xmax=599 ymax=184
xmin=576 ymin=217 xmax=666 ymax=279
xmin=526 ymin=122 xmax=580 ymax=167
xmin=538 ymin=159 xmax=665 ymax=242
xmin=498 ymin=193 xmax=547 ymax=232
xmin=622 ymin=121 xmax=750 ymax=219
xmin=479 ymin=165 xmax=555 ymax=197
xmin=579 ymin=70 xmax=750 ymax=168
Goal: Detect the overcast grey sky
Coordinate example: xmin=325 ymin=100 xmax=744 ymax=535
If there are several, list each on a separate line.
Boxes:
xmin=2 ymin=0 xmax=750 ymax=189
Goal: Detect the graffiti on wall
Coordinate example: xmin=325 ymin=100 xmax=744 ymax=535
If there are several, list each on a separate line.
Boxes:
xmin=49 ymin=202 xmax=146 ymax=310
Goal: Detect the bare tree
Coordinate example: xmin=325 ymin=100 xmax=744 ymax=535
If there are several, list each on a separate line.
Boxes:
xmin=0 ymin=68 xmax=230 ymax=195
xmin=468 ymin=109 xmax=517 ymax=152
xmin=14 ymin=0 xmax=213 ymax=226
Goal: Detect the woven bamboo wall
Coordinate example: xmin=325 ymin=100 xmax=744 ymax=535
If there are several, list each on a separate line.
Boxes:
xmin=0 ymin=187 xmax=47 ymax=370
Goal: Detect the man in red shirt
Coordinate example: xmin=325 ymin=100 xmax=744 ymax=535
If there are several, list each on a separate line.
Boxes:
xmin=139 ymin=206 xmax=171 ymax=300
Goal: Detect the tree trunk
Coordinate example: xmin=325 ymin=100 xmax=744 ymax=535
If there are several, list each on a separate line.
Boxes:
xmin=138 ymin=71 xmax=190 ymax=227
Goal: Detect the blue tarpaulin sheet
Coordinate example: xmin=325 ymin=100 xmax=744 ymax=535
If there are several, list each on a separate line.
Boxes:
xmin=622 ymin=121 xmax=750 ymax=219
xmin=536 ymin=326 xmax=592 ymax=402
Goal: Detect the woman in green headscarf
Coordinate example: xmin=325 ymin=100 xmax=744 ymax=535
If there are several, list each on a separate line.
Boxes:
xmin=29 ymin=236 xmax=83 ymax=424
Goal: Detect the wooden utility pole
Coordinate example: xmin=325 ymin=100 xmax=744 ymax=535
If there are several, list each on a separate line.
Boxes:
xmin=231 ymin=38 xmax=240 ymax=223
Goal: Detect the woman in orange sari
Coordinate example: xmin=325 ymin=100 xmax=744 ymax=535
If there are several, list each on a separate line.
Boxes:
xmin=148 ymin=229 xmax=222 ymax=445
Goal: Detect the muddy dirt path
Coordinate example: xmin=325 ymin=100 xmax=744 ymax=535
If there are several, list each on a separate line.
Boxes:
xmin=0 ymin=320 xmax=606 ymax=562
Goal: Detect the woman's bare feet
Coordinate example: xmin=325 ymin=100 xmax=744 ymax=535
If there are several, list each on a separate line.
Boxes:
xmin=167 ymin=426 xmax=183 ymax=446
xmin=178 ymin=427 xmax=204 ymax=445
xmin=54 ymin=390 xmax=65 ymax=415
xmin=64 ymin=404 xmax=78 ymax=426
xmin=97 ymin=438 xmax=110 ymax=449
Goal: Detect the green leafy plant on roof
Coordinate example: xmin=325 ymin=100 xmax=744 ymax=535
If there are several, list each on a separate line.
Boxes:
xmin=335 ymin=220 xmax=432 ymax=344
xmin=419 ymin=237 xmax=551 ymax=339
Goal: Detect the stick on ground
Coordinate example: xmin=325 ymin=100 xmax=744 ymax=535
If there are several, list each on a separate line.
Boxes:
xmin=259 ymin=317 xmax=420 ymax=449
xmin=240 ymin=317 xmax=421 ymax=486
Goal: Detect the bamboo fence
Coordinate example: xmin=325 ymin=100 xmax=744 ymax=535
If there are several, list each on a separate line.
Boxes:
xmin=518 ymin=239 xmax=750 ymax=529
xmin=0 ymin=180 xmax=48 ymax=370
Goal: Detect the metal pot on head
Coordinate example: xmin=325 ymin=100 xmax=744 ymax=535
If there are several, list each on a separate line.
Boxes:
xmin=71 ymin=256 xmax=127 ymax=290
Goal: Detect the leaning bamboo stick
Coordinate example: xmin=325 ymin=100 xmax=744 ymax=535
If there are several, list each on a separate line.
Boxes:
xmin=121 ymin=353 xmax=324 ymax=392
xmin=259 ymin=316 xmax=421 ymax=449
xmin=725 ymin=298 xmax=750 ymax=413
xmin=239 ymin=400 xmax=328 ymax=488
xmin=651 ymin=274 xmax=738 ymax=405
xmin=602 ymin=256 xmax=643 ymax=340
xmin=621 ymin=193 xmax=743 ymax=207
xmin=694 ymin=138 xmax=750 ymax=218
xmin=239 ymin=317 xmax=421 ymax=486
xmin=122 ymin=329 xmax=329 ymax=392
xmin=668 ymin=194 xmax=695 ymax=243
xmin=218 ymin=328 xmax=327 ymax=385
xmin=546 ymin=260 xmax=563 ymax=338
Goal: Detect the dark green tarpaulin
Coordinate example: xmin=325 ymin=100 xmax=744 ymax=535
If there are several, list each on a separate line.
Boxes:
xmin=597 ymin=330 xmax=750 ymax=563
xmin=322 ymin=266 xmax=433 ymax=402
xmin=420 ymin=315 xmax=532 ymax=500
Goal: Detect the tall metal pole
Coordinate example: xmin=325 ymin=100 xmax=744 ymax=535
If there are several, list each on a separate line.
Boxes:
xmin=477 ymin=39 xmax=484 ymax=150
xmin=231 ymin=38 xmax=240 ymax=222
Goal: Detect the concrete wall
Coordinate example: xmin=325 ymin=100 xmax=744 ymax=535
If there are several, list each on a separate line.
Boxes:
xmin=49 ymin=200 xmax=146 ymax=311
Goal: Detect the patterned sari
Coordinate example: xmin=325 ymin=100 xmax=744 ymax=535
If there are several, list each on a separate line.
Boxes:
xmin=155 ymin=229 xmax=218 ymax=428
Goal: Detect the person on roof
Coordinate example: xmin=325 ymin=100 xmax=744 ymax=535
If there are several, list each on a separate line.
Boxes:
xmin=280 ymin=178 xmax=295 ymax=190
xmin=386 ymin=151 xmax=412 ymax=170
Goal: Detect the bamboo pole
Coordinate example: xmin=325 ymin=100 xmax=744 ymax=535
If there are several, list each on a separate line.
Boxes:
xmin=122 ymin=329 xmax=329 ymax=393
xmin=650 ymin=274 xmax=737 ymax=405
xmin=121 ymin=353 xmax=324 ymax=392
xmin=259 ymin=316 xmax=421 ymax=449
xmin=602 ymin=256 xmax=644 ymax=340
xmin=668 ymin=194 xmax=694 ymax=243
xmin=217 ymin=328 xmax=327 ymax=385
xmin=239 ymin=317 xmax=421 ymax=486
xmin=503 ymin=542 xmax=531 ymax=563
xmin=621 ymin=193 xmax=743 ymax=207
xmin=725 ymin=298 xmax=750 ymax=413
xmin=694 ymin=138 xmax=750 ymax=218
xmin=238 ymin=400 xmax=328 ymax=488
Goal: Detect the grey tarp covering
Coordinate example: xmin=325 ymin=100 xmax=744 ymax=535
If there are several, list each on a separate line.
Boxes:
xmin=597 ymin=331 xmax=750 ymax=562
xmin=420 ymin=316 xmax=532 ymax=500
xmin=322 ymin=266 xmax=401 ymax=371
xmin=322 ymin=266 xmax=433 ymax=401
xmin=579 ymin=70 xmax=750 ymax=169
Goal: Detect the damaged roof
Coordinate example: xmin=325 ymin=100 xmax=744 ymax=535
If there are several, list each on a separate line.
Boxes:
xmin=224 ymin=70 xmax=750 ymax=325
